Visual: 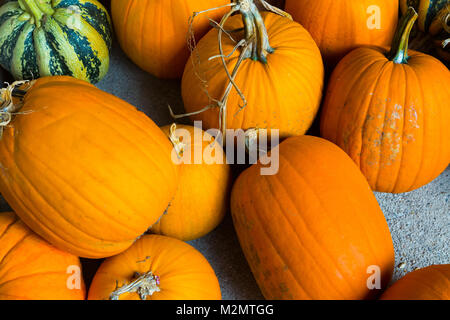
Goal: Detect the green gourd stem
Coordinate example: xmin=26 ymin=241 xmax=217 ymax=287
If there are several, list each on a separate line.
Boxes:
xmin=17 ymin=0 xmax=55 ymax=28
xmin=389 ymin=7 xmax=418 ymax=64
xmin=238 ymin=0 xmax=274 ymax=63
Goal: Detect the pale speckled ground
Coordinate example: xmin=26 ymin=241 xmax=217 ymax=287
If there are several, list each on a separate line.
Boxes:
xmin=375 ymin=169 xmax=449 ymax=284
xmin=0 ymin=43 xmax=448 ymax=300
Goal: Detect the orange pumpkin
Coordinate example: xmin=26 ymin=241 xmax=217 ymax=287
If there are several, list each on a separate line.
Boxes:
xmin=0 ymin=76 xmax=179 ymax=258
xmin=110 ymin=0 xmax=230 ymax=79
xmin=181 ymin=5 xmax=324 ymax=140
xmin=231 ymin=135 xmax=395 ymax=300
xmin=320 ymin=8 xmax=450 ymax=193
xmin=0 ymin=212 xmax=85 ymax=300
xmin=285 ymin=0 xmax=399 ymax=66
xmin=87 ymin=234 xmax=221 ymax=300
xmin=381 ymin=265 xmax=450 ymax=300
xmin=150 ymin=124 xmax=231 ymax=241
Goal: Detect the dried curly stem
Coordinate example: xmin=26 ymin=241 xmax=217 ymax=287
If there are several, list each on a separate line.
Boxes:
xmin=110 ymin=271 xmax=161 ymax=301
xmin=443 ymin=9 xmax=449 ymax=48
xmin=168 ymin=123 xmax=186 ymax=158
xmin=0 ymin=80 xmax=35 ymax=138
xmin=443 ymin=38 xmax=449 ymax=48
xmin=173 ymin=0 xmax=290 ymax=142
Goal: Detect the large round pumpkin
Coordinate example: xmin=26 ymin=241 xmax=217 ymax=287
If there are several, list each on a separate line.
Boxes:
xmin=88 ymin=234 xmax=221 ymax=300
xmin=231 ymin=135 xmax=395 ymax=300
xmin=0 ymin=211 xmax=85 ymax=300
xmin=320 ymin=8 xmax=450 ymax=193
xmin=150 ymin=124 xmax=231 ymax=241
xmin=182 ymin=8 xmax=324 ymax=140
xmin=381 ymin=265 xmax=450 ymax=300
xmin=0 ymin=76 xmax=179 ymax=258
xmin=285 ymin=0 xmax=398 ymax=66
xmin=110 ymin=0 xmax=229 ymax=79
xmin=0 ymin=0 xmax=112 ymax=83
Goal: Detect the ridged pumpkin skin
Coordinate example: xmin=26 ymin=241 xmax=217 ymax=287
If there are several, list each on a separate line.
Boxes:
xmin=0 ymin=212 xmax=85 ymax=300
xmin=285 ymin=0 xmax=398 ymax=65
xmin=381 ymin=265 xmax=450 ymax=300
xmin=0 ymin=0 xmax=112 ymax=83
xmin=181 ymin=12 xmax=324 ymax=139
xmin=150 ymin=125 xmax=231 ymax=241
xmin=231 ymin=135 xmax=395 ymax=300
xmin=0 ymin=76 xmax=179 ymax=258
xmin=111 ymin=0 xmax=229 ymax=79
xmin=320 ymin=48 xmax=450 ymax=193
xmin=88 ymin=234 xmax=222 ymax=300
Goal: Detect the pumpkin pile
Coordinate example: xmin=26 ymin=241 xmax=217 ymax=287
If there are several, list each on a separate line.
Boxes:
xmin=0 ymin=0 xmax=448 ymax=301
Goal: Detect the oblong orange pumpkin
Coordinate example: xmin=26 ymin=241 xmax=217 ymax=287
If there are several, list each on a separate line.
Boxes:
xmin=182 ymin=11 xmax=324 ymax=139
xmin=0 ymin=76 xmax=179 ymax=258
xmin=231 ymin=135 xmax=395 ymax=300
xmin=381 ymin=265 xmax=450 ymax=300
xmin=0 ymin=212 xmax=85 ymax=300
xmin=285 ymin=0 xmax=399 ymax=66
xmin=150 ymin=124 xmax=231 ymax=241
xmin=87 ymin=234 xmax=221 ymax=300
xmin=111 ymin=0 xmax=229 ymax=79
xmin=320 ymin=8 xmax=450 ymax=193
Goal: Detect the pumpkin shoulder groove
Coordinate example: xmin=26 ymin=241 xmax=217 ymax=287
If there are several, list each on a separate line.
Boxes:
xmin=0 ymin=234 xmax=32 ymax=274
xmin=0 ymin=270 xmax=70 ymax=291
xmin=259 ymin=166 xmax=353 ymax=298
xmin=391 ymin=65 xmax=409 ymax=192
xmin=279 ymin=149 xmax=383 ymax=296
xmin=371 ymin=62 xmax=396 ymax=189
xmin=16 ymin=139 xmax=143 ymax=238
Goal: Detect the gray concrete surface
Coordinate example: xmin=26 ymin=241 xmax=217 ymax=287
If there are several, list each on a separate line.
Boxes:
xmin=0 ymin=42 xmax=448 ymax=300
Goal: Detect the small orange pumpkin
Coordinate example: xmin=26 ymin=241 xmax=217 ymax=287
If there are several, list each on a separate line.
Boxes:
xmin=381 ymin=265 xmax=450 ymax=300
xmin=87 ymin=234 xmax=221 ymax=300
xmin=320 ymin=8 xmax=450 ymax=193
xmin=285 ymin=0 xmax=399 ymax=66
xmin=0 ymin=212 xmax=85 ymax=300
xmin=181 ymin=3 xmax=324 ymax=140
xmin=231 ymin=135 xmax=395 ymax=300
xmin=150 ymin=124 xmax=231 ymax=241
xmin=0 ymin=76 xmax=179 ymax=258
xmin=110 ymin=0 xmax=230 ymax=79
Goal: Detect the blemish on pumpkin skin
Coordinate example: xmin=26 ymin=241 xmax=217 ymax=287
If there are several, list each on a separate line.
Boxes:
xmin=407 ymin=105 xmax=420 ymax=129
xmin=388 ymin=144 xmax=401 ymax=162
xmin=278 ymin=283 xmax=294 ymax=299
xmin=262 ymin=269 xmax=271 ymax=279
xmin=404 ymin=134 xmax=415 ymax=143
xmin=136 ymin=256 xmax=151 ymax=263
xmin=247 ymin=243 xmax=260 ymax=267
xmin=279 ymin=282 xmax=289 ymax=293
xmin=0 ymin=162 xmax=9 ymax=176
xmin=243 ymin=217 xmax=254 ymax=231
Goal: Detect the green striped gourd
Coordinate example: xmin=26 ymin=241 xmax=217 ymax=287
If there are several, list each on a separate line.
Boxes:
xmin=0 ymin=0 xmax=112 ymax=84
xmin=400 ymin=0 xmax=448 ymax=35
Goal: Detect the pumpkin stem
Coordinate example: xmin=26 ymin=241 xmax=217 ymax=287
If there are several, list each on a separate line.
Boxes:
xmin=109 ymin=271 xmax=161 ymax=300
xmin=236 ymin=1 xmax=293 ymax=62
xmin=239 ymin=0 xmax=273 ymax=63
xmin=175 ymin=0 xmax=291 ymax=142
xmin=443 ymin=38 xmax=449 ymax=48
xmin=168 ymin=123 xmax=186 ymax=158
xmin=389 ymin=7 xmax=418 ymax=64
xmin=0 ymin=80 xmax=34 ymax=139
xmin=17 ymin=0 xmax=55 ymax=28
